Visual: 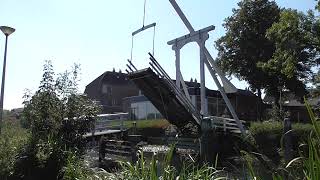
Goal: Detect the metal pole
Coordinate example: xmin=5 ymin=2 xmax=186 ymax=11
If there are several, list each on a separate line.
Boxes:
xmin=0 ymin=35 xmax=8 ymax=134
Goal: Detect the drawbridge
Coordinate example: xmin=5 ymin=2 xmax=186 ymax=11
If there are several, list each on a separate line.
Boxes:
xmin=126 ymin=0 xmax=246 ymax=136
xmin=127 ymin=54 xmax=245 ymax=135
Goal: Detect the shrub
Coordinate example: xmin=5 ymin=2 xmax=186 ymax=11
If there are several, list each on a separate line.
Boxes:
xmin=250 ymin=121 xmax=314 ymax=164
xmin=12 ymin=61 xmax=100 ymax=179
xmin=0 ymin=120 xmax=29 ymax=179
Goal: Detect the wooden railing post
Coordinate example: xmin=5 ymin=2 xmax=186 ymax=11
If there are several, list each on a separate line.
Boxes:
xmin=120 ymin=119 xmax=124 ymax=131
xmin=223 ymin=118 xmax=227 ymax=133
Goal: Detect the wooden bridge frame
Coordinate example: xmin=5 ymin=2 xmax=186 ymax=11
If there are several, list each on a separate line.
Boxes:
xmin=168 ymin=0 xmax=245 ymax=135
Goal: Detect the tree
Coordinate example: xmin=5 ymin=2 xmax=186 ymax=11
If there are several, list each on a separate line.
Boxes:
xmin=216 ymin=0 xmax=320 ymax=119
xmin=216 ymin=0 xmax=280 ymax=98
xmin=16 ymin=61 xmax=100 ymax=179
xmin=215 ymin=0 xmax=280 ymax=119
xmin=260 ymin=9 xmax=320 ymax=105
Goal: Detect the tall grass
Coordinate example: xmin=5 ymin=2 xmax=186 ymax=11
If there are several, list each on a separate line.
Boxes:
xmin=0 ymin=120 xmax=30 ymax=179
xmin=301 ymin=100 xmax=320 ymax=179
xmin=119 ymin=144 xmax=227 ymax=180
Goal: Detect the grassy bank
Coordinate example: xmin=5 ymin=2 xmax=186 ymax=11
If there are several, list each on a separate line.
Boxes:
xmin=0 ymin=120 xmax=30 ymax=179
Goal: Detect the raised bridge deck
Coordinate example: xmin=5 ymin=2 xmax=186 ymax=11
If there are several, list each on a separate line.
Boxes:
xmin=127 ymin=54 xmax=245 ymax=135
xmin=128 ymin=67 xmax=200 ymax=132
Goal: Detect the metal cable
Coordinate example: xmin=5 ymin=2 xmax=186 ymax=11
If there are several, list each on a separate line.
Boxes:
xmin=152 ymin=25 xmax=155 ymax=56
xmin=130 ymin=36 xmax=134 ymax=61
xmin=142 ymin=0 xmax=147 ymax=27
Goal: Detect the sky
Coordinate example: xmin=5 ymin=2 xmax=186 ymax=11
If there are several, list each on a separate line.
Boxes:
xmin=0 ymin=0 xmax=318 ymax=110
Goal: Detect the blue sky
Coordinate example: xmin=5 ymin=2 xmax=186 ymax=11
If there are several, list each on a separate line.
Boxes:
xmin=0 ymin=0 xmax=318 ymax=109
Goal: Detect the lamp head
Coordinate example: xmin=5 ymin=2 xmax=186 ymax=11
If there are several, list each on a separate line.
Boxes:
xmin=0 ymin=26 xmax=15 ymax=36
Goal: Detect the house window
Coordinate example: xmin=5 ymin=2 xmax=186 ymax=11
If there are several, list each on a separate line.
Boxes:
xmin=112 ymin=99 xmax=117 ymax=105
xmin=102 ymin=84 xmax=108 ymax=94
xmin=102 ymin=84 xmax=112 ymax=95
xmin=107 ymin=86 xmax=112 ymax=94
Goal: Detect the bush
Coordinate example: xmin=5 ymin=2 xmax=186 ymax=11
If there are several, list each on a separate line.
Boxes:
xmin=12 ymin=61 xmax=100 ymax=179
xmin=0 ymin=120 xmax=29 ymax=179
xmin=250 ymin=121 xmax=314 ymax=164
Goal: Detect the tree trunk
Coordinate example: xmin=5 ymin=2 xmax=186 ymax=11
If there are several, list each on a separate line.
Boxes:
xmin=257 ymin=88 xmax=262 ymax=121
xmin=274 ymin=92 xmax=281 ymax=120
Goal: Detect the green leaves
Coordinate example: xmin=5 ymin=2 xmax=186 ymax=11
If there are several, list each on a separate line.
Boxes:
xmin=18 ymin=60 xmax=100 ymax=179
xmin=216 ymin=0 xmax=280 ymax=97
xmin=216 ymin=0 xmax=320 ymax=106
xmin=0 ymin=121 xmax=29 ymax=179
xmin=263 ymin=9 xmax=318 ymax=79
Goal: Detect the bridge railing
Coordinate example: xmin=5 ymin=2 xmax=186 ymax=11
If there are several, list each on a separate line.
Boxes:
xmin=93 ymin=113 xmax=129 ymax=131
xmin=94 ymin=119 xmax=125 ymax=132
xmin=204 ymin=116 xmax=246 ymax=133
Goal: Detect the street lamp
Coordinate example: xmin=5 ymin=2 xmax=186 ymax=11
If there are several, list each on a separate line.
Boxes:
xmin=0 ymin=26 xmax=15 ymax=134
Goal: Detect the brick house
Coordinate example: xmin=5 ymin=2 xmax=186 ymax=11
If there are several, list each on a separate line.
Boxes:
xmin=84 ymin=69 xmax=139 ymax=113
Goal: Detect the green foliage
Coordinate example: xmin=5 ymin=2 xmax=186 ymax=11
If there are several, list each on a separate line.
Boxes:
xmin=61 ymin=151 xmax=117 ymax=180
xmin=311 ymin=69 xmax=320 ymax=97
xmin=61 ymin=152 xmax=90 ymax=180
xmin=216 ymin=0 xmax=320 ymax=107
xmin=0 ymin=120 xmax=29 ymax=179
xmin=250 ymin=121 xmax=314 ymax=164
xmin=13 ymin=60 xmax=100 ymax=179
xmin=260 ymin=9 xmax=319 ymax=100
xmin=243 ymin=101 xmax=320 ymax=179
xmin=215 ymin=0 xmax=280 ymax=97
xmin=263 ymin=104 xmax=288 ymax=121
xmin=119 ymin=145 xmax=226 ymax=180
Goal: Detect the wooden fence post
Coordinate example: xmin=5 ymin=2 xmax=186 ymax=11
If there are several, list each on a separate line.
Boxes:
xmin=283 ymin=117 xmax=293 ymax=164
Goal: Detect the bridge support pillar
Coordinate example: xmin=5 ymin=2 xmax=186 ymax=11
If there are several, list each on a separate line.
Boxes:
xmin=200 ymin=118 xmax=217 ymax=163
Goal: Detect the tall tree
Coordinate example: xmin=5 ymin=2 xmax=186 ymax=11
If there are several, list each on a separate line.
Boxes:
xmin=260 ymin=9 xmax=320 ymax=104
xmin=216 ymin=0 xmax=320 ymax=111
xmin=215 ymin=0 xmax=280 ymax=120
xmin=215 ymin=0 xmax=280 ymax=100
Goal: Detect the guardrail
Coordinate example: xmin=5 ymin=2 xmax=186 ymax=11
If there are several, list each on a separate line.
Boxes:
xmin=94 ymin=119 xmax=125 ymax=132
xmin=205 ymin=116 xmax=246 ymax=133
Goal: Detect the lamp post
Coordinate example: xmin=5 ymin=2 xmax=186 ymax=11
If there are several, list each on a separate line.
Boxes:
xmin=0 ymin=26 xmax=15 ymax=134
